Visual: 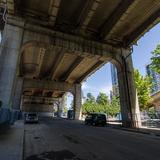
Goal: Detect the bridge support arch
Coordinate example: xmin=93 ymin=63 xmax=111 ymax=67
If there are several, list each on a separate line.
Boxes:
xmin=0 ymin=20 xmax=141 ymax=128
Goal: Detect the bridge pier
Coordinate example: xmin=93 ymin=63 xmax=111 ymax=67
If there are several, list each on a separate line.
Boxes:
xmin=118 ymin=54 xmax=141 ymax=128
xmin=57 ymin=95 xmax=66 ymax=117
xmin=0 ymin=24 xmax=23 ymax=109
xmin=12 ymin=77 xmax=24 ymax=110
xmin=74 ymin=84 xmax=82 ymax=120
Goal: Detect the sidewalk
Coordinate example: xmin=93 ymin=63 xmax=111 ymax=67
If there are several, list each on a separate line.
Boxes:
xmin=0 ymin=120 xmax=24 ymax=160
xmin=107 ymin=122 xmax=160 ymax=136
xmin=122 ymin=126 xmax=160 ymax=136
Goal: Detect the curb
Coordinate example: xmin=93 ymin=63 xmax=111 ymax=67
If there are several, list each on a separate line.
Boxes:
xmin=120 ymin=127 xmax=160 ymax=137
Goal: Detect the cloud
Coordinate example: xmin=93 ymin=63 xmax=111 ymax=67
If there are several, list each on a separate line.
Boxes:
xmin=99 ymin=85 xmax=112 ymax=96
xmin=82 ymin=82 xmax=112 ymax=97
xmin=82 ymin=82 xmax=88 ymax=89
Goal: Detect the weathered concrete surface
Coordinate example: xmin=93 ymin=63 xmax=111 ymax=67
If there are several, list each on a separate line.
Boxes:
xmin=1 ymin=0 xmax=158 ymax=127
xmin=23 ymin=117 xmax=160 ymax=160
xmin=23 ymin=79 xmax=76 ymax=94
xmin=0 ymin=120 xmax=24 ymax=160
xmin=0 ymin=24 xmax=23 ymax=108
xmin=12 ymin=77 xmax=24 ymax=110
xmin=74 ymin=84 xmax=82 ymax=120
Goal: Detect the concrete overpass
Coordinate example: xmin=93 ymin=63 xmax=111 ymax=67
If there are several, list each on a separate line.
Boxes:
xmin=0 ymin=0 xmax=160 ymax=127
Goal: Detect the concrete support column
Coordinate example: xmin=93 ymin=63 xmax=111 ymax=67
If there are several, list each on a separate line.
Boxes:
xmin=0 ymin=24 xmax=23 ymax=108
xmin=74 ymin=84 xmax=82 ymax=120
xmin=12 ymin=77 xmax=24 ymax=110
xmin=118 ymin=55 xmax=141 ymax=128
xmin=59 ymin=94 xmax=66 ymax=116
xmin=57 ymin=98 xmax=62 ymax=117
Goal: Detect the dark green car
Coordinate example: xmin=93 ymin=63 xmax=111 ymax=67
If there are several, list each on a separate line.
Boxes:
xmin=85 ymin=113 xmax=106 ymax=126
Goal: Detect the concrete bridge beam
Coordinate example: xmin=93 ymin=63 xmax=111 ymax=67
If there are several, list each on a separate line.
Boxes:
xmin=23 ymin=79 xmax=75 ymax=95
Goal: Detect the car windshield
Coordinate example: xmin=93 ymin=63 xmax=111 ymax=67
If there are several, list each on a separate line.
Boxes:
xmin=97 ymin=114 xmax=106 ymax=119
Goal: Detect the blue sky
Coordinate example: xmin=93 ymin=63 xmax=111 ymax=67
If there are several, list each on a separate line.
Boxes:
xmin=81 ymin=23 xmax=160 ymax=100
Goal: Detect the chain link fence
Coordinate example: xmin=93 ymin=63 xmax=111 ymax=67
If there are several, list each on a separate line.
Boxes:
xmin=140 ymin=112 xmax=160 ymax=128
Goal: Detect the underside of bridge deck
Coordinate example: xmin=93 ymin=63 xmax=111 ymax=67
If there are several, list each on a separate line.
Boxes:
xmin=0 ymin=0 xmax=159 ymax=127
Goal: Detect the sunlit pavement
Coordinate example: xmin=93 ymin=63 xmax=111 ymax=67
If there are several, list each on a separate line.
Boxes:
xmin=23 ymin=117 xmax=160 ymax=160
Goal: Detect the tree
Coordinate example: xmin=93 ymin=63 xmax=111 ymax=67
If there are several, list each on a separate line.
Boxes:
xmin=63 ymin=106 xmax=68 ymax=113
xmin=82 ymin=100 xmax=95 ymax=114
xmin=151 ymin=44 xmax=160 ymax=74
xmin=109 ymin=96 xmax=120 ymax=116
xmin=70 ymin=100 xmax=74 ymax=110
xmin=86 ymin=93 xmax=96 ymax=103
xmin=96 ymin=92 xmax=109 ymax=105
xmin=134 ymin=69 xmax=152 ymax=110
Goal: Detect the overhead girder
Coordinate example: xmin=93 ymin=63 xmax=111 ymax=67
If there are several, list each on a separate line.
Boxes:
xmin=1 ymin=0 xmax=160 ymax=47
xmin=48 ymin=0 xmax=61 ymax=26
xmin=98 ymin=0 xmax=135 ymax=40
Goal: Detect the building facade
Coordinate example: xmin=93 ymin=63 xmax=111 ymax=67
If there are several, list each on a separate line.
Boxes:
xmin=110 ymin=64 xmax=119 ymax=98
xmin=146 ymin=64 xmax=160 ymax=94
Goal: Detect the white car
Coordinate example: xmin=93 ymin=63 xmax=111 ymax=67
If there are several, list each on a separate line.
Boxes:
xmin=24 ymin=112 xmax=39 ymax=123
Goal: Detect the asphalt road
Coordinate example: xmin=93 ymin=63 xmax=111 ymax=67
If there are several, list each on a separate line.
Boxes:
xmin=24 ymin=117 xmax=160 ymax=160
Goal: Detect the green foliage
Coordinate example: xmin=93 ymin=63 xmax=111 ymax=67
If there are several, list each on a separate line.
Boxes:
xmin=86 ymin=93 xmax=96 ymax=103
xmin=82 ymin=93 xmax=120 ymax=117
xmin=70 ymin=100 xmax=74 ymax=110
xmin=63 ymin=106 xmax=68 ymax=113
xmin=148 ymin=107 xmax=156 ymax=115
xmin=151 ymin=44 xmax=160 ymax=74
xmin=148 ymin=107 xmax=157 ymax=119
xmin=134 ymin=69 xmax=153 ymax=110
xmin=96 ymin=92 xmax=109 ymax=105
xmin=109 ymin=96 xmax=120 ymax=116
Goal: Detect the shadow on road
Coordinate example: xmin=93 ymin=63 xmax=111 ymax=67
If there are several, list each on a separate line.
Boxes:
xmin=25 ymin=150 xmax=85 ymax=160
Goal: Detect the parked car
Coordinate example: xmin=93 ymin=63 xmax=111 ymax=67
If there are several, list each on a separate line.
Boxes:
xmin=24 ymin=112 xmax=39 ymax=123
xmin=85 ymin=113 xmax=106 ymax=126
